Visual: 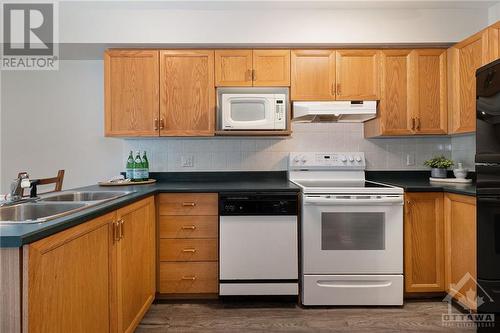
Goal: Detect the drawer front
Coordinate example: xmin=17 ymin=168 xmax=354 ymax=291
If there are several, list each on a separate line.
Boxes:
xmin=302 ymin=275 xmax=403 ymax=306
xmin=159 ymin=239 xmax=218 ymax=262
xmin=159 ymin=262 xmax=218 ymax=294
xmin=159 ymin=216 xmax=218 ymax=239
xmin=159 ymin=193 xmax=218 ymax=216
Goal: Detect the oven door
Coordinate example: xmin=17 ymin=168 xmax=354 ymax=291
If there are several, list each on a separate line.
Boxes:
xmin=222 ymin=94 xmax=275 ymax=130
xmin=302 ymin=194 xmax=403 ymax=274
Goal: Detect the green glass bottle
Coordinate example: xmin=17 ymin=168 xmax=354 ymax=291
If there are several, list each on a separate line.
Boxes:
xmin=133 ymin=151 xmax=143 ymax=181
xmin=126 ymin=151 xmax=134 ymax=180
xmin=142 ymin=151 xmax=149 ymax=180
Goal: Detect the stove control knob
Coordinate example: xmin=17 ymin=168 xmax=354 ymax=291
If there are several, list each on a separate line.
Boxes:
xmin=301 ymin=157 xmax=307 ymax=164
xmin=293 ymin=156 xmax=300 ymax=163
xmin=355 ymin=156 xmax=362 ymax=162
xmin=340 ymin=155 xmax=347 ymax=162
xmin=348 ymin=156 xmax=354 ymax=162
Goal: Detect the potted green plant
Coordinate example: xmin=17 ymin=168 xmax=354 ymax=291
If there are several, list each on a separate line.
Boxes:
xmin=424 ymin=156 xmax=454 ymax=178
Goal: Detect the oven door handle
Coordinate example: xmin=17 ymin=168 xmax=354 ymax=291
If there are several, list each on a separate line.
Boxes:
xmin=316 ymin=280 xmax=393 ymax=288
xmin=304 ymin=196 xmax=403 ymax=206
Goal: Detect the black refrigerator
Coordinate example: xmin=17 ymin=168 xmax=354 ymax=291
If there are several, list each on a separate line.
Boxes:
xmin=476 ymin=59 xmax=500 ymax=330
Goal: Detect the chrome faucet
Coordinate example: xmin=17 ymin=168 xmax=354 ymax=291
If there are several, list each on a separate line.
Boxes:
xmin=9 ymin=173 xmax=31 ymax=201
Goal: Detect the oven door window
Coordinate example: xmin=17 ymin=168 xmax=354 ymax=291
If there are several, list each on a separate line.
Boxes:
xmin=321 ymin=212 xmax=385 ymax=250
xmin=230 ymin=100 xmax=267 ymax=122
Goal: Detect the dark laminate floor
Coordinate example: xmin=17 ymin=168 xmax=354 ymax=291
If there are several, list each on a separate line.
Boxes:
xmin=136 ymin=300 xmax=476 ymax=332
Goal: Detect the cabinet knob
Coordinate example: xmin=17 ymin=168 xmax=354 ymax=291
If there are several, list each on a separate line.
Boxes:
xmin=182 ymin=248 xmax=197 ymax=253
xmin=416 ymin=118 xmax=421 ymax=131
xmin=336 ymin=83 xmax=341 ymax=95
xmin=411 ymin=118 xmax=416 ymax=131
xmin=159 ymin=118 xmax=165 ymax=130
xmin=182 ymin=202 xmax=196 ymax=207
xmin=154 ymin=118 xmax=159 ymax=131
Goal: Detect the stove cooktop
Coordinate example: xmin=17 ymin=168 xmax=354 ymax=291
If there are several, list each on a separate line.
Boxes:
xmin=291 ymin=179 xmax=404 ymax=194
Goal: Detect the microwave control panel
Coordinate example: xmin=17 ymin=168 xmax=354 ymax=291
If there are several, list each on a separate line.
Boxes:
xmin=275 ymin=99 xmax=285 ymax=121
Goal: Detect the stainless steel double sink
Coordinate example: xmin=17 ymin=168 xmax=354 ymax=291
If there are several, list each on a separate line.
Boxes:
xmin=0 ymin=191 xmax=133 ymax=224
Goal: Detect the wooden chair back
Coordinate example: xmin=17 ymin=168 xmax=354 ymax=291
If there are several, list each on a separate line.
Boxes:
xmin=17 ymin=170 xmax=65 ymax=196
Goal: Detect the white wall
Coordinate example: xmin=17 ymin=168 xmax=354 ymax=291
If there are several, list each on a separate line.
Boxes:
xmin=490 ymin=2 xmax=500 ymax=23
xmin=451 ymin=134 xmax=476 ymax=171
xmin=60 ymin=2 xmax=488 ymax=44
xmin=1 ymin=1 xmax=493 ymax=192
xmin=0 ymin=61 xmax=123 ymax=192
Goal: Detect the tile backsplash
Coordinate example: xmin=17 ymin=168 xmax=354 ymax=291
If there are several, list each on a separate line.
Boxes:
xmin=123 ymin=123 xmax=464 ymax=172
xmin=451 ymin=134 xmax=476 ymax=171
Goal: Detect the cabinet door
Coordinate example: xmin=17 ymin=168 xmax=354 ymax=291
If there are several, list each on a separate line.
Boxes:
xmin=253 ymin=50 xmax=291 ymax=86
xmin=104 ymin=50 xmax=159 ymax=137
xmin=444 ymin=194 xmax=477 ymax=310
xmin=215 ymin=50 xmax=253 ymax=86
xmin=26 ymin=212 xmax=114 ymax=332
xmin=291 ymin=50 xmax=336 ymax=101
xmin=448 ymin=31 xmax=489 ymax=134
xmin=335 ymin=50 xmax=380 ymax=100
xmin=111 ymin=197 xmax=155 ymax=333
xmin=411 ymin=49 xmax=448 ymax=134
xmin=378 ymin=50 xmax=413 ymax=135
xmin=404 ymin=193 xmax=445 ymax=293
xmin=487 ymin=22 xmax=500 ymax=62
xmin=160 ymin=50 xmax=215 ymax=136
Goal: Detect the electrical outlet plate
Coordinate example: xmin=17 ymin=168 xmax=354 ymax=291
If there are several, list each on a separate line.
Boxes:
xmin=181 ymin=155 xmax=194 ymax=167
xmin=406 ymin=153 xmax=415 ymax=166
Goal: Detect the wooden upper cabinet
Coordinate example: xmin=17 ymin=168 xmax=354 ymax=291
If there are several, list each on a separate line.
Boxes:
xmin=110 ymin=197 xmax=156 ymax=333
xmin=253 ymin=50 xmax=291 ymax=86
xmin=404 ymin=192 xmax=445 ymax=293
xmin=104 ymin=50 xmax=159 ymax=137
xmin=160 ymin=50 xmax=215 ymax=136
xmin=291 ymin=50 xmax=336 ymax=100
xmin=365 ymin=50 xmax=412 ymax=137
xmin=215 ymin=50 xmax=253 ymax=86
xmin=336 ymin=50 xmax=380 ymax=100
xmin=487 ymin=21 xmax=500 ymax=62
xmin=448 ymin=30 xmax=488 ymax=134
xmin=411 ymin=49 xmax=448 ymax=134
xmin=26 ymin=212 xmax=115 ymax=332
xmin=444 ymin=194 xmax=477 ymax=311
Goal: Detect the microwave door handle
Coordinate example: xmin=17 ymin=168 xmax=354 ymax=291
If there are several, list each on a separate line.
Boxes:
xmin=304 ymin=196 xmax=403 ymax=206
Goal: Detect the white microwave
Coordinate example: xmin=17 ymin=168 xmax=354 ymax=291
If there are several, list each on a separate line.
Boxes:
xmin=217 ymin=88 xmax=288 ymax=130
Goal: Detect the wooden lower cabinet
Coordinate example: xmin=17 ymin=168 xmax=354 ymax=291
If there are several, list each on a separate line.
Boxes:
xmin=24 ymin=196 xmax=155 ymax=333
xmin=26 ymin=212 xmax=115 ymax=333
xmin=157 ymin=193 xmax=219 ymax=296
xmin=444 ymin=193 xmax=477 ymax=310
xmin=111 ymin=196 xmax=156 ymax=333
xmin=404 ymin=192 xmax=445 ymax=293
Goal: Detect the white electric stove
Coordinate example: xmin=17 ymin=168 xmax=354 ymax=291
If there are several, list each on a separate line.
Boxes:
xmin=289 ymin=152 xmax=404 ymax=306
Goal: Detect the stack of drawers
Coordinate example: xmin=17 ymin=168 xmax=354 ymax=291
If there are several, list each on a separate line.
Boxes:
xmin=158 ymin=193 xmax=219 ymax=295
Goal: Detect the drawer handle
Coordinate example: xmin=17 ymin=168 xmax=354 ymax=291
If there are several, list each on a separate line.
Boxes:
xmin=182 ymin=276 xmax=197 ymax=281
xmin=182 ymin=202 xmax=196 ymax=207
xmin=181 ymin=225 xmax=196 ymax=230
xmin=182 ymin=248 xmax=197 ymax=253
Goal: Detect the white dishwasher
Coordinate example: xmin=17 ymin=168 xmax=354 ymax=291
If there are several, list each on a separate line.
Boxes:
xmin=219 ymin=192 xmax=299 ymax=296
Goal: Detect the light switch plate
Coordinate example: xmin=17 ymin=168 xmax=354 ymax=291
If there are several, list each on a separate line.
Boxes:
xmin=181 ymin=155 xmax=194 ymax=168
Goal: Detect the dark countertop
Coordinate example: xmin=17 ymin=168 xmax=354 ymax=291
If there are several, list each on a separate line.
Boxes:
xmin=0 ymin=172 xmax=299 ymax=248
xmin=367 ymin=171 xmax=476 ymax=197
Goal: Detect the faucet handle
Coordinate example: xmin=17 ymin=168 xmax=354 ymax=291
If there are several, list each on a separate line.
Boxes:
xmin=21 ymin=178 xmax=31 ymax=189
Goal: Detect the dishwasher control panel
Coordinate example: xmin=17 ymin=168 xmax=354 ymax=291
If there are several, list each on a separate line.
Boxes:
xmin=219 ymin=192 xmax=298 ymax=216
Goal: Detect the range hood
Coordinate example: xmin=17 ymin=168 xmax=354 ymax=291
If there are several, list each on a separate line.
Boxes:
xmin=292 ymin=101 xmax=377 ymax=123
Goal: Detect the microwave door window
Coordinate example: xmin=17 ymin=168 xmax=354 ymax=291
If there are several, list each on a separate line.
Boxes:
xmin=231 ymin=100 xmax=267 ymax=123
xmin=321 ymin=212 xmax=385 ymax=250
